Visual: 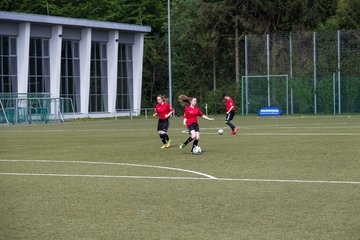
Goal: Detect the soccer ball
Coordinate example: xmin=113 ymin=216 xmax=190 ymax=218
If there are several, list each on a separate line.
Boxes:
xmin=192 ymin=146 xmax=202 ymax=155
xmin=218 ymin=129 xmax=224 ymax=135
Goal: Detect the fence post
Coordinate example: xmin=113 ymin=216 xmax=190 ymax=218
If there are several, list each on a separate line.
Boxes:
xmin=267 ymin=34 xmax=270 ymax=107
xmin=241 ymin=76 xmax=244 ymax=116
xmin=313 ymin=32 xmax=317 ymax=115
xmin=245 ymin=35 xmax=249 ymax=115
xmin=289 ymin=32 xmax=294 ymax=114
xmin=337 ymin=30 xmax=341 ymax=114
xmin=333 ymin=73 xmax=336 ymax=115
xmin=286 ymin=75 xmax=289 ymax=115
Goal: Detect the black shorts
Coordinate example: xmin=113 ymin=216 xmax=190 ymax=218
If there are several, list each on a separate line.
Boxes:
xmin=157 ymin=119 xmax=169 ymax=132
xmin=226 ymin=111 xmax=235 ymax=122
xmin=187 ymin=123 xmax=200 ymax=133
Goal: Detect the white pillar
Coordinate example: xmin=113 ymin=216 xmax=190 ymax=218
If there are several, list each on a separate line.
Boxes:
xmin=49 ymin=25 xmax=62 ymax=98
xmin=17 ymin=22 xmax=31 ymax=94
xmin=132 ymin=33 xmax=145 ymax=114
xmin=107 ymin=31 xmax=119 ymax=114
xmin=79 ymin=28 xmax=92 ymax=115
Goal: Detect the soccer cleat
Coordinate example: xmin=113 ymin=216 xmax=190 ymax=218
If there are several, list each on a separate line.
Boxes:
xmin=165 ymin=139 xmax=171 ymax=148
xmin=232 ymin=127 xmax=239 ymax=135
xmin=161 ymin=144 xmax=167 ymax=149
xmin=179 ymin=144 xmax=186 ymax=149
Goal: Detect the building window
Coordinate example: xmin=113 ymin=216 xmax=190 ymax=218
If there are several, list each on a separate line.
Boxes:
xmin=90 ymin=42 xmax=108 ymax=112
xmin=28 ymin=38 xmax=50 ymax=93
xmin=61 ymin=40 xmax=80 ymax=113
xmin=0 ymin=36 xmax=17 ymax=93
xmin=117 ymin=44 xmax=133 ymax=111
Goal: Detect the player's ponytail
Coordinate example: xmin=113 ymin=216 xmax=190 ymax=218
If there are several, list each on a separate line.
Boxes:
xmin=178 ymin=94 xmax=191 ymax=107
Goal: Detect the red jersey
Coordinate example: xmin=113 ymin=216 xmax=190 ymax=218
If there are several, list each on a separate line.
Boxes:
xmin=155 ymin=102 xmax=173 ymax=120
xmin=226 ymin=97 xmax=236 ymax=111
xmin=183 ymin=106 xmax=204 ymax=127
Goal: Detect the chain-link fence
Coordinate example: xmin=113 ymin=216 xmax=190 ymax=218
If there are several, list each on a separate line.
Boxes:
xmin=243 ymin=30 xmax=360 ymax=115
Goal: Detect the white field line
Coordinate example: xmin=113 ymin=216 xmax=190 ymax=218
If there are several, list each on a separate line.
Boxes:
xmin=0 ymin=129 xmax=156 ymax=133
xmin=1 ymin=159 xmax=360 ymax=185
xmin=0 ymin=127 xmax=225 ymax=133
xmin=0 ymin=172 xmax=205 ymax=180
xmin=239 ymin=124 xmax=360 ymax=129
xmin=181 ymin=130 xmax=360 ymax=136
xmin=255 ymin=115 xmax=356 ymax=120
xmin=2 ymin=127 xmax=359 ymax=135
xmin=0 ymin=172 xmax=360 ymax=185
xmin=0 ymin=159 xmax=217 ymax=179
xmin=239 ymin=133 xmax=360 ymax=136
xmin=2 ymin=122 xmax=360 ymax=133
xmin=0 ymin=128 xmax=223 ymax=133
xmin=217 ymin=178 xmax=360 ymax=185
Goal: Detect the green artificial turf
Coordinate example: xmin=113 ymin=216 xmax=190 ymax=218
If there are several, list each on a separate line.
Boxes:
xmin=1 ymin=115 xmax=359 ymax=239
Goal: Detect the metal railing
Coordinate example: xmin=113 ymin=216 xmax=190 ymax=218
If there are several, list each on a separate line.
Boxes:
xmin=115 ymin=108 xmax=157 ymax=120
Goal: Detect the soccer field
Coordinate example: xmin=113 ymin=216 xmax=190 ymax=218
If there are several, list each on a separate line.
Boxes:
xmin=1 ymin=116 xmax=360 ymax=239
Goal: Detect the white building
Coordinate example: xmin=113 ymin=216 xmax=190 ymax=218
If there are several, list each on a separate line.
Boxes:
xmin=0 ymin=11 xmax=151 ymax=119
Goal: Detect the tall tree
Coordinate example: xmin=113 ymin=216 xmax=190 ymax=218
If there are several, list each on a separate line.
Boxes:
xmin=336 ymin=0 xmax=360 ymax=29
xmin=2 ymin=0 xmax=358 ymax=108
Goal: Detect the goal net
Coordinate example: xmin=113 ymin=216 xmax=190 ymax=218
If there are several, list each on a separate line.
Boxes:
xmin=0 ymin=94 xmax=74 ymax=124
xmin=241 ymin=74 xmax=289 ymax=115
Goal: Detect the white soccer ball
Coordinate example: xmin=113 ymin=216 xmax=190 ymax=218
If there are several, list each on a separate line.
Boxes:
xmin=218 ymin=129 xmax=224 ymax=135
xmin=192 ymin=146 xmax=202 ymax=155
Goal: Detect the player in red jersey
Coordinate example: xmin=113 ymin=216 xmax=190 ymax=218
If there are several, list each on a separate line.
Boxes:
xmin=223 ymin=93 xmax=238 ymax=135
xmin=153 ymin=95 xmax=174 ymax=148
xmin=178 ymin=95 xmax=214 ymax=153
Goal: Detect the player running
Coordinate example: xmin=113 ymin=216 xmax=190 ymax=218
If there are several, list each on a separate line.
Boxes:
xmin=153 ymin=95 xmax=174 ymax=148
xmin=178 ymin=95 xmax=214 ymax=153
xmin=223 ymin=93 xmax=238 ymax=135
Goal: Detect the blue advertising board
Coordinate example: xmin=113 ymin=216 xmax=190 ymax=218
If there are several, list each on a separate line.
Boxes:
xmin=258 ymin=106 xmax=282 ymax=116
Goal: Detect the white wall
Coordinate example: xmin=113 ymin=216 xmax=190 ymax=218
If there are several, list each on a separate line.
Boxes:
xmin=12 ymin=22 xmax=146 ymax=119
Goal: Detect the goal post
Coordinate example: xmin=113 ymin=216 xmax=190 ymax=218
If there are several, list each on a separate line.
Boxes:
xmin=0 ymin=95 xmax=75 ymax=124
xmin=0 ymin=99 xmax=10 ymax=124
xmin=241 ymin=74 xmax=291 ymax=115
